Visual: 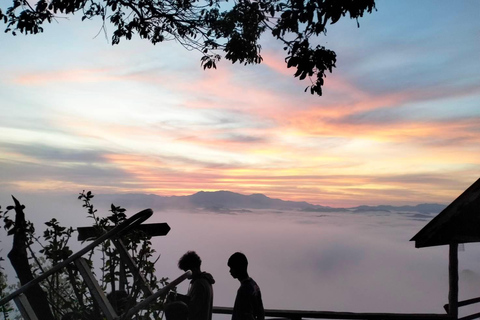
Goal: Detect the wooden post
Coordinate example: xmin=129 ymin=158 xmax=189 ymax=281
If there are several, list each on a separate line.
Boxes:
xmin=448 ymin=243 xmax=458 ymax=319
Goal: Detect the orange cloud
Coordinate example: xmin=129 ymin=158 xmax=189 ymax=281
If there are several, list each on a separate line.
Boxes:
xmin=101 ymin=149 xmax=459 ymax=207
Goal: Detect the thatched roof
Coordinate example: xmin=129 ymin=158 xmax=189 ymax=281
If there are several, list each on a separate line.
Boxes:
xmin=411 ymin=177 xmax=480 ymax=248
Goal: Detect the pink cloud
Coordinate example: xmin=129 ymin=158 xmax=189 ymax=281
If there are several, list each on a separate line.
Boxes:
xmin=13 ymin=68 xmax=116 ymax=85
xmin=260 ymin=50 xmax=292 ymax=76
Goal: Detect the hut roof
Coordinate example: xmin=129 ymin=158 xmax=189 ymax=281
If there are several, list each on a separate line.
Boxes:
xmin=411 ymin=177 xmax=480 ymax=248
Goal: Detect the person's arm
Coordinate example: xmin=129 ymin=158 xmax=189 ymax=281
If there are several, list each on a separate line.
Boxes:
xmin=253 ymin=291 xmax=264 ymax=320
xmin=175 ymin=293 xmax=191 ymax=304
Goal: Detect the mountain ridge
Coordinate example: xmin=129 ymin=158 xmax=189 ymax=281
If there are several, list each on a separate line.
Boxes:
xmin=95 ymin=190 xmax=446 ymax=214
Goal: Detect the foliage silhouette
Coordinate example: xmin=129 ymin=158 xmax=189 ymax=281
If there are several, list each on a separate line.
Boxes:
xmin=1 ymin=0 xmax=376 ymax=96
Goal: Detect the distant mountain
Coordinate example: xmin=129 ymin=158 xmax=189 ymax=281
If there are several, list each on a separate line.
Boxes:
xmin=189 ymin=191 xmax=317 ymax=210
xmin=96 ymin=191 xmax=446 ymax=214
xmin=97 ymin=190 xmax=334 ymax=211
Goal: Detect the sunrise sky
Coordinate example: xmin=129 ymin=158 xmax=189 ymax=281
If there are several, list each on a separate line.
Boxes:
xmin=0 ymin=0 xmax=479 ymax=207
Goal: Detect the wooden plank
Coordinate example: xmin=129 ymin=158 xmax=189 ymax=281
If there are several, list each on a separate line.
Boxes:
xmin=77 ymin=223 xmax=170 ymax=241
xmin=458 ymin=296 xmax=480 ymax=307
xmin=74 ymin=257 xmax=118 ymax=320
xmin=212 ymin=307 xmax=452 ymax=320
xmin=123 ymin=270 xmax=192 ymax=319
xmin=112 ymin=238 xmax=153 ymax=296
xmin=449 ymin=243 xmax=459 ymax=319
xmin=445 ymin=296 xmax=480 ymax=312
xmin=13 ymin=294 xmax=39 ymax=320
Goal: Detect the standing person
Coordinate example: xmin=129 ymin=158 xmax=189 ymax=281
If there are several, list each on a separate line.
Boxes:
xmin=177 ymin=251 xmax=215 ymax=320
xmin=227 ymin=252 xmax=264 ymax=320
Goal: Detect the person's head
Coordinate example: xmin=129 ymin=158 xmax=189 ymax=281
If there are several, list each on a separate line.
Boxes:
xmin=227 ymin=252 xmax=248 ymax=279
xmin=178 ymin=251 xmax=202 ymax=274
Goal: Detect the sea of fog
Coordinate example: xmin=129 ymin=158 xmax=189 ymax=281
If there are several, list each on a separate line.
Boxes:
xmin=1 ymin=194 xmax=480 ymax=318
xmin=148 ymin=208 xmax=480 ymax=317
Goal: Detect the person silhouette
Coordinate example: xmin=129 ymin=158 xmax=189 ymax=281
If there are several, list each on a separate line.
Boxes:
xmin=227 ymin=252 xmax=264 ymax=320
xmin=177 ymin=251 xmax=215 ymax=320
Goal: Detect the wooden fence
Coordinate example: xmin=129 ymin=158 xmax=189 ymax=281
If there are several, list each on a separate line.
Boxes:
xmin=213 ymin=306 xmax=453 ymax=320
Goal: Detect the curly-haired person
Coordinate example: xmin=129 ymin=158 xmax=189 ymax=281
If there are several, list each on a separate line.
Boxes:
xmin=177 ymin=251 xmax=215 ymax=320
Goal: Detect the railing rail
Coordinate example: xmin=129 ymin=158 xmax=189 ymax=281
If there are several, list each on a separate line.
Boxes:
xmin=458 ymin=313 xmax=480 ymax=320
xmin=445 ymin=296 xmax=480 ymax=311
xmin=124 ymin=270 xmax=192 ymax=319
xmin=444 ymin=296 xmax=480 ymax=320
xmin=213 ymin=307 xmax=453 ymax=320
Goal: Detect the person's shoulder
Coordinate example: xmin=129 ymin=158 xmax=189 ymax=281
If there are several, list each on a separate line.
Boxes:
xmin=240 ymin=278 xmax=260 ymax=292
xmin=192 ymin=274 xmax=214 ymax=293
xmin=245 ymin=277 xmax=260 ymax=287
xmin=200 ymin=272 xmax=215 ymax=284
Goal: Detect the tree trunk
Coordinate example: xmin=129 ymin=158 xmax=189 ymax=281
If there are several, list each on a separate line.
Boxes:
xmin=7 ymin=196 xmax=55 ymax=320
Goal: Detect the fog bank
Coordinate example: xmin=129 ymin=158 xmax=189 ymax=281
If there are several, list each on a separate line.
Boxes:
xmin=146 ymin=208 xmax=480 ymax=315
xmin=1 ymin=195 xmax=480 ymax=318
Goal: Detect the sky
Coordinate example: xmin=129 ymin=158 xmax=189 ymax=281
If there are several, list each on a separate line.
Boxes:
xmin=0 ymin=0 xmax=479 ymax=207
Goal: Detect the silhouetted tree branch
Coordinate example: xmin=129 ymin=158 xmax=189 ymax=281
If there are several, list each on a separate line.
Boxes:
xmin=0 ymin=0 xmax=376 ymax=96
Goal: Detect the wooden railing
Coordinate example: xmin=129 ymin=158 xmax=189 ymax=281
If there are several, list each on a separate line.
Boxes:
xmin=0 ymin=209 xmax=192 ymax=320
xmin=445 ymin=296 xmax=480 ymax=320
xmin=0 ymin=209 xmax=154 ymax=308
xmin=213 ymin=306 xmax=453 ymax=320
